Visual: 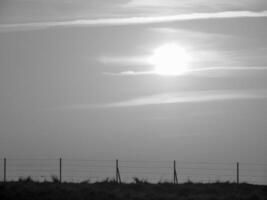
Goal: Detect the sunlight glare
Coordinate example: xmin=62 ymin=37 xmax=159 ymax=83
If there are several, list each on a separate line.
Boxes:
xmin=148 ymin=43 xmax=192 ymax=76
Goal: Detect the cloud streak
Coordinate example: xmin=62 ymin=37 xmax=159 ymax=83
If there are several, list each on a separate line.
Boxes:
xmin=103 ymin=71 xmax=154 ymax=76
xmin=123 ymin=0 xmax=259 ymax=9
xmin=57 ymin=89 xmax=267 ymax=109
xmin=104 ymin=66 xmax=267 ymax=76
xmin=1 ymin=11 xmax=267 ymax=32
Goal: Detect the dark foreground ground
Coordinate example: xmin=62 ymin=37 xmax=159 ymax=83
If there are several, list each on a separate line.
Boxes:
xmin=0 ymin=180 xmax=266 ymax=200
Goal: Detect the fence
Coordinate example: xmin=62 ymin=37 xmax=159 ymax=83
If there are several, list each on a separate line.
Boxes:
xmin=0 ymin=158 xmax=266 ymax=185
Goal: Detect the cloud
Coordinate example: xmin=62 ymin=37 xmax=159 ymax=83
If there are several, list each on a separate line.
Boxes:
xmin=57 ymin=89 xmax=267 ymax=109
xmin=192 ymin=66 xmax=267 ymax=71
xmin=103 ymin=71 xmax=154 ymax=76
xmin=123 ymin=0 xmax=182 ymax=7
xmin=104 ymin=66 xmax=267 ymax=76
xmin=123 ymin=0 xmax=265 ymax=11
xmin=1 ymin=10 xmax=267 ymax=32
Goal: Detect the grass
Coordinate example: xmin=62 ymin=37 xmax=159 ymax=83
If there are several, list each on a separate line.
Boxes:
xmin=0 ymin=178 xmax=266 ymax=200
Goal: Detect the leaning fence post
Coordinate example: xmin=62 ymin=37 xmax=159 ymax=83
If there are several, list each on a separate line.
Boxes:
xmin=116 ymin=159 xmax=121 ymax=183
xmin=173 ymin=160 xmax=178 ymax=184
xmin=59 ymin=158 xmax=62 ymax=183
xmin=3 ymin=158 xmax=6 ymax=183
xmin=236 ymin=162 xmax=239 ymax=184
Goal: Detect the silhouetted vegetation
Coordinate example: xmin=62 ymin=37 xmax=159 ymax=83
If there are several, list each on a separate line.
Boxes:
xmin=51 ymin=175 xmax=60 ymax=183
xmin=0 ymin=179 xmax=266 ymax=200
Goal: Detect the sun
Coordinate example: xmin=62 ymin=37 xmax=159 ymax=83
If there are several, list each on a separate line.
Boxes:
xmin=148 ymin=43 xmax=192 ymax=76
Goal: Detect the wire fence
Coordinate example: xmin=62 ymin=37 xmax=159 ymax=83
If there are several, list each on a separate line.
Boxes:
xmin=0 ymin=158 xmax=266 ymax=185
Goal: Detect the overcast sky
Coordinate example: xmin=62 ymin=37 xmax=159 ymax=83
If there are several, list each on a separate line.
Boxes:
xmin=0 ymin=0 xmax=267 ymax=165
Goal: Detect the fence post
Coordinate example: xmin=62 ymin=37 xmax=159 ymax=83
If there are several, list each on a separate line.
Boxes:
xmin=59 ymin=158 xmax=62 ymax=183
xmin=236 ymin=162 xmax=239 ymax=184
xmin=173 ymin=160 xmax=178 ymax=184
xmin=116 ymin=159 xmax=121 ymax=183
xmin=3 ymin=158 xmax=6 ymax=183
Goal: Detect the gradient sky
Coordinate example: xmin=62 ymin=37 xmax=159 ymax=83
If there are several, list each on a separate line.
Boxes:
xmin=0 ymin=0 xmax=267 ymax=165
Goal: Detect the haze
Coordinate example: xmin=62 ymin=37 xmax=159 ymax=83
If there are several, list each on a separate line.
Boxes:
xmin=0 ymin=0 xmax=267 ymax=167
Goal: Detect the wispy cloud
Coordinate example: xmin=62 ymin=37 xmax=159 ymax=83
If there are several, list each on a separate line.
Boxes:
xmin=104 ymin=66 xmax=267 ymax=76
xmin=123 ymin=0 xmax=262 ymax=9
xmin=103 ymin=71 xmax=154 ymax=76
xmin=57 ymin=89 xmax=267 ymax=109
xmin=1 ymin=11 xmax=267 ymax=32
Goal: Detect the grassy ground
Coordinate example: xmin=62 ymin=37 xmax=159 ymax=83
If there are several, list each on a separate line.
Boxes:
xmin=0 ymin=179 xmax=266 ymax=200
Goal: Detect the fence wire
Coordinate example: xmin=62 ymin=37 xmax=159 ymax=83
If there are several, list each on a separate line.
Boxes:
xmin=0 ymin=158 xmax=266 ymax=185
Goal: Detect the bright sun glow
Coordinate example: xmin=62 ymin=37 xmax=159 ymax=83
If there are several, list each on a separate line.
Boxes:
xmin=148 ymin=43 xmax=192 ymax=76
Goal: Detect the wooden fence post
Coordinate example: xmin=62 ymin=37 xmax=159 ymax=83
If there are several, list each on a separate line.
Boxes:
xmin=4 ymin=158 xmax=6 ymax=183
xmin=173 ymin=160 xmax=178 ymax=184
xmin=59 ymin=158 xmax=62 ymax=183
xmin=116 ymin=159 xmax=121 ymax=183
xmin=236 ymin=162 xmax=239 ymax=184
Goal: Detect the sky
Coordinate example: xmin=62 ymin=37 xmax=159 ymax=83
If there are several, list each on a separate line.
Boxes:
xmin=0 ymin=0 xmax=267 ymax=171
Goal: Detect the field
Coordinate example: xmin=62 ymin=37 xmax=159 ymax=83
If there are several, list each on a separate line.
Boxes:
xmin=0 ymin=179 xmax=266 ymax=200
